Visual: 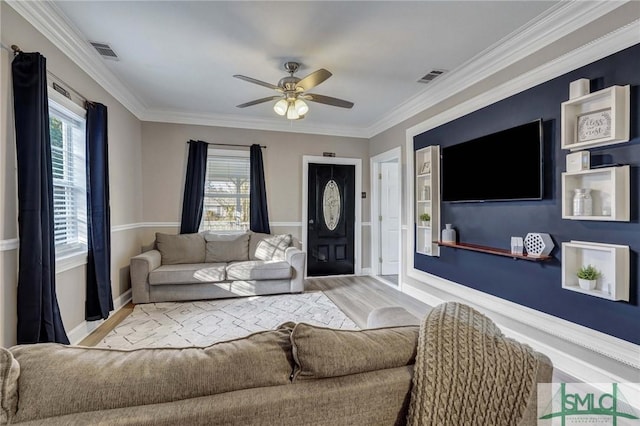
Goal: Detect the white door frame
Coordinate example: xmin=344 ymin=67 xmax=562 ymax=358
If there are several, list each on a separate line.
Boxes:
xmin=302 ymin=156 xmax=362 ymax=277
xmin=370 ymin=147 xmax=402 ymax=286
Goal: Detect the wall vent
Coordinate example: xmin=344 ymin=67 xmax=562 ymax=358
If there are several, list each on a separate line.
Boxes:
xmin=90 ymin=41 xmax=119 ymax=60
xmin=418 ymin=69 xmax=447 ymax=84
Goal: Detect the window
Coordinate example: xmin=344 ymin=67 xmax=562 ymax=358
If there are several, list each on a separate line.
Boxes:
xmin=48 ymin=90 xmax=87 ymax=257
xmin=201 ymin=149 xmax=250 ymax=231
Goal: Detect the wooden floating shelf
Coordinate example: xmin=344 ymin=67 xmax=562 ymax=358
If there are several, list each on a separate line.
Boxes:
xmin=437 ymin=241 xmax=552 ymax=262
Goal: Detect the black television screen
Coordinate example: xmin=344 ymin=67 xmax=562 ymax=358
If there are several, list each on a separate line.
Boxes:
xmin=441 ymin=119 xmax=543 ymax=202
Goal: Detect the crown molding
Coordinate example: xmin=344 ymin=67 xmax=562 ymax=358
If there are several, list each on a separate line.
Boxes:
xmin=6 ymin=0 xmax=148 ymax=117
xmin=404 ymin=18 xmax=640 ymax=141
xmin=141 ymin=109 xmax=369 ymax=139
xmin=365 ymin=0 xmax=631 ymax=138
xmin=7 ymin=0 xmax=631 ymax=139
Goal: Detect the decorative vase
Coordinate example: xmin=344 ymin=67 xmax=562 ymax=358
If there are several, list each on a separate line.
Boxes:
xmin=578 ymin=278 xmax=596 ymax=290
xmin=422 ymin=186 xmax=430 ymax=201
xmin=572 ymin=188 xmax=592 ymax=216
xmin=420 ymin=221 xmax=430 ymax=228
xmin=442 ymin=224 xmax=456 ymax=243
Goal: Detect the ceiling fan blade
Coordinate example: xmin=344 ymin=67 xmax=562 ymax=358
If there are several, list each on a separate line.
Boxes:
xmin=236 ymin=96 xmax=281 ymax=108
xmin=302 ymin=93 xmax=354 ymax=109
xmin=296 ymin=69 xmax=332 ymax=91
xmin=233 ymin=75 xmax=282 ymax=91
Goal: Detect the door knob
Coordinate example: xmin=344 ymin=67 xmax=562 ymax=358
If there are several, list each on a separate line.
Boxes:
xmin=309 ymin=219 xmax=314 ymax=224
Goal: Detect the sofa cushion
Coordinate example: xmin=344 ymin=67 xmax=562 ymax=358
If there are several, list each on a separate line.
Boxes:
xmin=250 ymin=232 xmax=292 ymax=261
xmin=0 ymin=348 xmax=19 ymax=424
xmin=290 ymin=323 xmax=418 ymax=381
xmin=156 ymin=232 xmax=205 ymax=265
xmin=204 ymin=232 xmax=250 ymax=262
xmin=226 ymin=260 xmax=292 ymax=281
xmin=149 ymin=263 xmax=226 ymax=285
xmin=9 ymin=329 xmax=295 ymax=423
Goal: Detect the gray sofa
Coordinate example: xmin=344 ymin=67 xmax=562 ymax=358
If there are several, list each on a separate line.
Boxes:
xmin=130 ymin=231 xmax=306 ymax=304
xmin=0 ymin=304 xmax=552 ymax=425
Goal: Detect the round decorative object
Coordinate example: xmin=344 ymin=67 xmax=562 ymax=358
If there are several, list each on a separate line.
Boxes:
xmin=524 ymin=233 xmax=554 ymax=257
xmin=441 ymin=224 xmax=456 ymax=243
xmin=322 ymin=180 xmax=341 ymax=231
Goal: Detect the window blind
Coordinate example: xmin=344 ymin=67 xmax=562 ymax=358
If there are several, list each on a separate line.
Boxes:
xmin=49 ymin=98 xmax=87 ymax=257
xmin=202 ymin=151 xmax=250 ymax=231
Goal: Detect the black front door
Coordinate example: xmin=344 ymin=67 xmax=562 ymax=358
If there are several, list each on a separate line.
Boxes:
xmin=307 ymin=163 xmax=355 ymax=276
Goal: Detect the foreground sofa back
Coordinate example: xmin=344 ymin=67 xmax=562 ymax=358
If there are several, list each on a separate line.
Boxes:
xmin=130 ymin=231 xmax=306 ymax=303
xmin=0 ymin=314 xmax=552 ymax=425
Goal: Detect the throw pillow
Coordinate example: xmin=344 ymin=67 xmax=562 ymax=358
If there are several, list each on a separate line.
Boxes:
xmin=204 ymin=232 xmax=250 ymax=262
xmin=256 ymin=234 xmax=292 ymax=261
xmin=290 ymin=323 xmax=418 ymax=381
xmin=155 ymin=232 xmax=205 ymax=265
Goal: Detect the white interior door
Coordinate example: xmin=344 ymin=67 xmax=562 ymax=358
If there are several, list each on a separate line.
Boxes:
xmin=380 ymin=162 xmax=400 ymax=275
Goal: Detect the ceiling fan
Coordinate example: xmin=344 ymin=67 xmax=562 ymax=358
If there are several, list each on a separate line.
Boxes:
xmin=234 ymin=62 xmax=354 ymax=120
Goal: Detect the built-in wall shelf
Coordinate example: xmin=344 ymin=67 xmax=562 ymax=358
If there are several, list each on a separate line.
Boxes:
xmin=561 ymin=85 xmax=630 ymax=151
xmin=561 ymin=165 xmax=629 ymax=221
xmin=415 ymin=145 xmax=440 ymax=256
xmin=437 ymin=241 xmax=552 ymax=262
xmin=561 ymin=240 xmax=629 ymax=301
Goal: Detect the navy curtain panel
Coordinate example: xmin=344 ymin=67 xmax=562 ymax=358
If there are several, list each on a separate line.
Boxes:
xmin=12 ymin=52 xmax=69 ymax=344
xmin=249 ymin=144 xmax=270 ymax=234
xmin=85 ymin=102 xmax=114 ymax=321
xmin=180 ymin=140 xmax=208 ymax=234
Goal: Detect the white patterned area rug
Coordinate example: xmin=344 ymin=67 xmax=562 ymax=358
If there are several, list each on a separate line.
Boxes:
xmin=96 ymin=292 xmax=358 ymax=349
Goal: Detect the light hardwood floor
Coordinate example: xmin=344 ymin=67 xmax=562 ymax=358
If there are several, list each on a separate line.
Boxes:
xmin=306 ymin=275 xmax=430 ymax=328
xmin=80 ymin=275 xmax=575 ymax=382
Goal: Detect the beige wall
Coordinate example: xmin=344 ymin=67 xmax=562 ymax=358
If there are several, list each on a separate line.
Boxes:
xmin=140 ymin=122 xmax=371 ymax=267
xmin=0 ymin=4 xmax=144 ymax=346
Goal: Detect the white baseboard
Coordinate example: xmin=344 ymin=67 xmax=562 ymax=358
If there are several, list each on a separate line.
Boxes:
xmin=402 ymin=271 xmax=640 ymax=389
xmin=360 ymin=268 xmax=372 ymax=275
xmin=67 ymin=289 xmax=132 ymax=345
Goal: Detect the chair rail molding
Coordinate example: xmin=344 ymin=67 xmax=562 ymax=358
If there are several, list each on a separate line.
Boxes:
xmin=0 ymin=238 xmax=19 ymax=251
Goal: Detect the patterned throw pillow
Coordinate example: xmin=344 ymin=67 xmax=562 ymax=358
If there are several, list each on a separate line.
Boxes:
xmin=254 ymin=234 xmax=292 ymax=261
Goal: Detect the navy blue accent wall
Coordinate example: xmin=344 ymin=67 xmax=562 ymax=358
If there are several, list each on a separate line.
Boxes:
xmin=414 ymin=44 xmax=640 ymax=344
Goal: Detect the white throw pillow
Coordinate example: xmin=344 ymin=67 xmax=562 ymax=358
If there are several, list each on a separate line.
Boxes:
xmin=254 ymin=234 xmax=292 ymax=261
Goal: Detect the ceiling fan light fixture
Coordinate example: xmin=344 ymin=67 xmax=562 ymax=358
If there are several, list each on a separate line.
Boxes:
xmin=294 ymin=99 xmax=309 ymax=116
xmin=286 ymin=102 xmax=300 ymax=120
xmin=273 ymin=99 xmax=288 ymax=116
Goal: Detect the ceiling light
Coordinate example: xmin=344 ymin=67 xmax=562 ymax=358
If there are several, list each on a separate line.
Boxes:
xmin=286 ymin=101 xmax=300 ymax=120
xmin=294 ymin=99 xmax=309 ymax=116
xmin=273 ymin=99 xmax=288 ymax=116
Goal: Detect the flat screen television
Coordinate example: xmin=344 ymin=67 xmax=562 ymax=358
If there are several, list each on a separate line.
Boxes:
xmin=441 ymin=119 xmax=543 ymax=202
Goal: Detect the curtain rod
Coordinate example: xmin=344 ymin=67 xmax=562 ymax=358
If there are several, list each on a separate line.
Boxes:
xmin=188 ymin=142 xmax=267 ymax=149
xmin=47 ymin=70 xmax=88 ymax=104
xmin=0 ymin=43 xmax=21 ymax=55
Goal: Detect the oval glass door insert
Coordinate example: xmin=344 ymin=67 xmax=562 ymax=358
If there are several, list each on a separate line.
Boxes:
xmin=322 ymin=180 xmax=341 ymax=231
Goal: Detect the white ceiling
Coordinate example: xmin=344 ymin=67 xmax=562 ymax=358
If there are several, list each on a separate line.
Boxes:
xmin=45 ymin=1 xmax=566 ymax=136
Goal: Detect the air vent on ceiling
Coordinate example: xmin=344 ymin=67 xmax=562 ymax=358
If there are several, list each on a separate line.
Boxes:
xmin=90 ymin=41 xmax=119 ymax=60
xmin=418 ymin=69 xmax=447 ymax=84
